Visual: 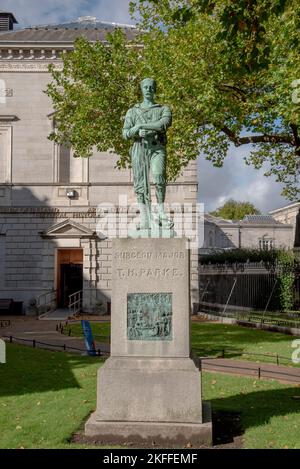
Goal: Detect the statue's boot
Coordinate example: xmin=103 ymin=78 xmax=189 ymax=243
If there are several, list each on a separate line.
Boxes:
xmin=158 ymin=203 xmax=174 ymax=229
xmin=137 ymin=203 xmax=151 ymax=230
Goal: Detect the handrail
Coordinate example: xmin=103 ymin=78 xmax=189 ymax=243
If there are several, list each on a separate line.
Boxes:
xmin=37 ymin=289 xmax=58 ymax=317
xmin=68 ymin=290 xmax=82 ymax=317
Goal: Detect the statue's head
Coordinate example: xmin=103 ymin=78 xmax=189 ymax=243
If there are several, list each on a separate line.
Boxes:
xmin=140 ymin=78 xmax=156 ymax=101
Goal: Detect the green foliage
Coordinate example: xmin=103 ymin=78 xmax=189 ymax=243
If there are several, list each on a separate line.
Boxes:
xmin=132 ymin=1 xmax=288 ymax=71
xmin=276 ymin=250 xmax=295 ymax=311
xmin=47 ymin=1 xmax=300 ymax=196
xmin=200 ymin=248 xmax=285 ymax=264
xmin=210 ymin=199 xmax=261 ymax=220
xmin=46 ymin=31 xmax=140 ymax=171
xmin=130 ymin=0 xmax=300 ymax=198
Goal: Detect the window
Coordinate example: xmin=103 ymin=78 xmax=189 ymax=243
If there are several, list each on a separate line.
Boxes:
xmin=53 ymin=142 xmax=88 ymax=183
xmin=51 ymin=116 xmax=87 ymax=184
xmin=259 ymin=238 xmax=274 ymax=250
xmin=58 ymin=145 xmax=71 ymax=182
xmin=0 ymin=126 xmax=12 ymax=183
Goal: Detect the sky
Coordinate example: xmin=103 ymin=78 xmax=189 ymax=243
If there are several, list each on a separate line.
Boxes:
xmin=198 ymin=147 xmax=288 ymax=214
xmin=1 ymin=0 xmax=291 ymax=214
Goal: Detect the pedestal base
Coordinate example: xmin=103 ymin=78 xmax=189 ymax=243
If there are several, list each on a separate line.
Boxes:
xmin=85 ymin=402 xmax=212 ymax=446
xmin=85 ymin=355 xmax=212 ymax=446
xmin=93 ymin=356 xmax=202 ymax=422
xmin=84 ymin=238 xmax=212 ymax=446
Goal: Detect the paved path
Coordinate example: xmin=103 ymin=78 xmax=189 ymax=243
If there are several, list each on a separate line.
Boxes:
xmin=39 ymin=308 xmax=71 ymax=321
xmin=201 ymin=358 xmax=300 ymax=384
xmin=0 ymin=316 xmax=110 ymax=355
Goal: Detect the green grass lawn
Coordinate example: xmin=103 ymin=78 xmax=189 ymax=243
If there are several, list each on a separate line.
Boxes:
xmin=191 ymin=323 xmax=300 ymax=366
xmin=0 ymin=344 xmax=300 ymax=449
xmin=66 ymin=321 xmax=299 ymax=366
xmin=66 ymin=322 xmax=110 ymax=344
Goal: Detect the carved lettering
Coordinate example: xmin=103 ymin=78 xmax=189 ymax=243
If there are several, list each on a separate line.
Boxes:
xmin=114 ymin=251 xmax=185 ymax=260
xmin=117 ymin=268 xmax=183 ymax=279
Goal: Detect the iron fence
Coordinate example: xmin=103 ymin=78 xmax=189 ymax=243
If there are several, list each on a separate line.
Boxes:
xmin=198 ymin=262 xmax=283 ymax=311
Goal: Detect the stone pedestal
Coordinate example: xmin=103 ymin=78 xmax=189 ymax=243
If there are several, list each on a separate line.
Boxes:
xmin=85 ymin=238 xmax=212 ymax=446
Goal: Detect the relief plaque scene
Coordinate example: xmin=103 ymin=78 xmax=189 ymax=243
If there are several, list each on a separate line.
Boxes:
xmin=127 ymin=293 xmax=172 ymax=341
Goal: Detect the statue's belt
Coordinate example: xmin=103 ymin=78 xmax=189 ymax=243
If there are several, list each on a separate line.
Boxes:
xmin=133 ymin=136 xmax=166 ymax=146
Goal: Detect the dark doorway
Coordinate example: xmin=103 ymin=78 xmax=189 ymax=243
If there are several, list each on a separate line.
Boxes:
xmin=56 ymin=249 xmax=83 ymax=308
xmin=59 ymin=263 xmax=83 ymax=308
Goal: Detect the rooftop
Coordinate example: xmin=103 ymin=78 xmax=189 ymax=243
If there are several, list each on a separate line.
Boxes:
xmin=241 ymin=215 xmax=283 ymax=225
xmin=269 ymin=201 xmax=300 ymax=214
xmin=0 ymin=10 xmax=18 ymax=23
xmin=204 ymin=213 xmax=289 ymax=226
xmin=0 ymin=16 xmax=139 ymax=43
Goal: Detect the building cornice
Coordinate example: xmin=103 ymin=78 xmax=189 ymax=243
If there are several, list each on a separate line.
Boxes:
xmin=0 ymin=61 xmax=62 ymax=72
xmin=0 ymin=114 xmax=19 ymax=121
xmin=0 ymin=181 xmax=198 ymax=187
xmin=239 ymin=223 xmax=293 ymax=229
xmin=269 ymin=202 xmax=300 ymax=214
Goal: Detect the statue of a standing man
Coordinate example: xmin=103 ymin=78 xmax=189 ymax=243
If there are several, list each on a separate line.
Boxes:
xmin=122 ymin=78 xmax=173 ymax=232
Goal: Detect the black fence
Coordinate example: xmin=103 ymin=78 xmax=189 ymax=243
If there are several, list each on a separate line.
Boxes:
xmin=3 ymin=335 xmax=109 ymax=356
xmin=199 ymin=263 xmax=279 ymax=311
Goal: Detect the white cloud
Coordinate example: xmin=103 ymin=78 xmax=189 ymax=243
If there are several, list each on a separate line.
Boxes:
xmin=0 ymin=0 xmax=133 ymax=28
xmin=198 ymin=145 xmax=289 ymax=214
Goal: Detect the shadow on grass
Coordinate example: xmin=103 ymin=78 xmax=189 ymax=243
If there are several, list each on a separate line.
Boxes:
xmin=210 ymin=386 xmax=300 ymax=441
xmin=0 ymin=343 xmax=101 ymax=397
xmin=212 ymin=410 xmax=243 ymax=446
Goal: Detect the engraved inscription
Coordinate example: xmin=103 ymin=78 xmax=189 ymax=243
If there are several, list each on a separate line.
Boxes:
xmin=117 ymin=268 xmax=183 ymax=279
xmin=127 ymin=293 xmax=172 ymax=341
xmin=114 ymin=251 xmax=185 ymax=260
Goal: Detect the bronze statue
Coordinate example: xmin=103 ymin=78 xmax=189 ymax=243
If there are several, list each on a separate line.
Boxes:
xmin=123 ymin=78 xmax=174 ymax=233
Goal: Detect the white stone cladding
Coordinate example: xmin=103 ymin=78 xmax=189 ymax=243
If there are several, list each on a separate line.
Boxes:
xmin=270 ymin=202 xmax=300 ymax=243
xmin=202 ymin=217 xmax=294 ymax=252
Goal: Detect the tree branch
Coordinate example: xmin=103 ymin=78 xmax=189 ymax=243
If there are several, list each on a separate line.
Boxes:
xmin=221 ymin=125 xmax=293 ymax=146
xmin=290 ymin=123 xmax=300 ymax=146
xmin=218 ymin=83 xmax=247 ymax=102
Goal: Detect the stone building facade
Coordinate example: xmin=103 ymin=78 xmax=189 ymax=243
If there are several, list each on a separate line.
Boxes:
xmin=0 ymin=13 xmax=199 ymax=314
xmin=200 ymin=213 xmax=294 ymax=254
xmin=269 ymin=202 xmax=300 ymax=243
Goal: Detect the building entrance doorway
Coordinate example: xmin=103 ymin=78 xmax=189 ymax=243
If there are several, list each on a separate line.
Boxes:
xmin=57 ymin=249 xmax=83 ymax=308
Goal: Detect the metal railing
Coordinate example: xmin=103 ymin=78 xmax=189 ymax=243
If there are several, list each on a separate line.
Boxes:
xmin=37 ymin=289 xmax=58 ymax=317
xmin=3 ymin=334 xmax=107 ymax=356
xmin=68 ymin=290 xmax=82 ymax=317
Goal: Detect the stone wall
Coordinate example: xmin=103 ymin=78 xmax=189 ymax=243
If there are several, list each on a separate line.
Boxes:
xmin=202 ymin=219 xmax=294 ymax=251
xmin=0 ymin=207 xmax=199 ymax=313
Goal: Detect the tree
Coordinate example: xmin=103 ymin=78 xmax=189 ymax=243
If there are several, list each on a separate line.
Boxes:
xmin=209 ymin=199 xmax=261 ymax=220
xmin=47 ymin=0 xmax=300 ymax=197
xmin=46 ymin=31 xmax=139 ymax=172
